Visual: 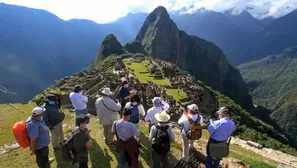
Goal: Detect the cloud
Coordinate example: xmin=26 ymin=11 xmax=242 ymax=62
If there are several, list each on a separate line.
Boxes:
xmin=166 ymin=0 xmax=297 ymax=19
xmin=1 ymin=0 xmax=297 ymax=22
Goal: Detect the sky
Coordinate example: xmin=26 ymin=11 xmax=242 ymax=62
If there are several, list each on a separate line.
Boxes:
xmin=1 ymin=0 xmax=297 ymax=23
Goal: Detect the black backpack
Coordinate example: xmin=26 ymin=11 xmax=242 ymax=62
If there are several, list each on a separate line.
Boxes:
xmin=61 ymin=127 xmax=80 ymax=162
xmin=151 ymin=125 xmax=170 ymax=153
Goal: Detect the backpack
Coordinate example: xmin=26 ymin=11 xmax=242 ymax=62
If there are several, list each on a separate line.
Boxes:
xmin=151 ymin=125 xmax=170 ymax=153
xmin=61 ymin=127 xmax=80 ymax=162
xmin=185 ymin=115 xmax=202 ymax=140
xmin=129 ymin=104 xmax=139 ymax=124
xmin=12 ymin=120 xmax=30 ymax=148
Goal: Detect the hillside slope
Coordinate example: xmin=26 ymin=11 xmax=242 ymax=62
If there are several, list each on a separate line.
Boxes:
xmin=136 ymin=6 xmax=253 ymax=110
xmin=239 ymin=45 xmax=297 ymax=148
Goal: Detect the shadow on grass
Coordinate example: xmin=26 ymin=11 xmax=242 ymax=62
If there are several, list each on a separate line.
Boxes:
xmin=53 ymin=149 xmax=76 ymax=168
xmin=89 ymin=138 xmax=116 ymax=168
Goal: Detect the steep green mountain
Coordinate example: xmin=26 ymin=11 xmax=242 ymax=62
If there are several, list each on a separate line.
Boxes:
xmin=239 ymin=46 xmax=297 ymax=148
xmin=239 ymin=46 xmax=297 ymax=108
xmin=136 ymin=6 xmax=253 ymax=110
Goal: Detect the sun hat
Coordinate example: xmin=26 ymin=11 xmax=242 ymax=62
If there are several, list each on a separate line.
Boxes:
xmin=155 ymin=111 xmax=170 ymax=122
xmin=217 ymin=107 xmax=229 ymax=115
xmin=152 ymin=97 xmax=163 ymax=107
xmin=101 ymin=88 xmax=113 ymax=96
xmin=32 ymin=107 xmax=46 ymax=115
xmin=187 ymin=104 xmax=199 ymax=113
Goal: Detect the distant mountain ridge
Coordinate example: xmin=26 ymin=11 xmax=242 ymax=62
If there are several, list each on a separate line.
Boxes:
xmin=1 ymin=2 xmax=297 ymax=103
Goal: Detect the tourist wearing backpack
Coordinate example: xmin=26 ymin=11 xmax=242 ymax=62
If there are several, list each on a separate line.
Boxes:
xmin=150 ymin=111 xmax=175 ymax=168
xmin=26 ymin=107 xmax=53 ymax=168
xmin=96 ymin=88 xmax=121 ymax=145
xmin=205 ymin=107 xmax=236 ymax=168
xmin=73 ymin=115 xmax=92 ymax=168
xmin=124 ymin=94 xmax=145 ymax=129
xmin=178 ymin=104 xmax=203 ymax=162
xmin=69 ymin=85 xmax=88 ymax=125
xmin=112 ymin=108 xmax=140 ymax=168
xmin=42 ymin=94 xmax=65 ymax=150
xmin=144 ymin=97 xmax=170 ymax=131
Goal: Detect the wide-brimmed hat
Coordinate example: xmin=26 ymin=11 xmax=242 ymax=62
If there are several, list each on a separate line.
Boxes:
xmin=187 ymin=104 xmax=199 ymax=113
xmin=217 ymin=107 xmax=229 ymax=115
xmin=152 ymin=97 xmax=163 ymax=107
xmin=32 ymin=107 xmax=46 ymax=115
xmin=155 ymin=111 xmax=170 ymax=122
xmin=101 ymin=88 xmax=113 ymax=96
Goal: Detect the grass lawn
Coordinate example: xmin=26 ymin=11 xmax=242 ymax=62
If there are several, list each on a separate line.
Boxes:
xmin=0 ymin=103 xmax=279 ymax=168
xmin=123 ymin=58 xmax=188 ymax=103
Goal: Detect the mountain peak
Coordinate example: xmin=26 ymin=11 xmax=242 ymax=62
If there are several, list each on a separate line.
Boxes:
xmin=135 ymin=6 xmax=253 ymax=109
xmin=93 ymin=34 xmax=124 ymax=66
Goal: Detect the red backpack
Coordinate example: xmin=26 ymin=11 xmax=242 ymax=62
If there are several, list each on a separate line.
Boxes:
xmin=13 ymin=120 xmax=30 ymax=148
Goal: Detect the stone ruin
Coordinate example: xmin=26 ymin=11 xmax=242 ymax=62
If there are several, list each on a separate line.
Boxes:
xmin=36 ymin=56 xmax=218 ymax=121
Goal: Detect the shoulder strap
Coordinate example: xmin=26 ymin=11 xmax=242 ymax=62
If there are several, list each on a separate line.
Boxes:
xmin=115 ymin=121 xmax=120 ymax=141
xmin=186 ymin=115 xmax=193 ymax=124
xmin=195 ymin=115 xmax=201 ymax=124
xmin=102 ymin=99 xmax=119 ymax=113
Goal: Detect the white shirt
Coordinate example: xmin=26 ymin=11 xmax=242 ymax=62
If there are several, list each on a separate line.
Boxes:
xmin=144 ymin=101 xmax=170 ymax=125
xmin=69 ymin=92 xmax=88 ymax=110
xmin=178 ymin=113 xmax=204 ymax=137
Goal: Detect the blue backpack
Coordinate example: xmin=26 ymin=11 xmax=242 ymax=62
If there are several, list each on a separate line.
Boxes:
xmin=129 ymin=103 xmax=139 ymax=124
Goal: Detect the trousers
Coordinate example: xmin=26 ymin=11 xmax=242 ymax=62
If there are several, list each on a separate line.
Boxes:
xmin=103 ymin=124 xmax=113 ymax=144
xmin=35 ymin=146 xmax=49 ymax=168
xmin=182 ymin=135 xmax=194 ymax=162
xmin=50 ymin=122 xmax=64 ymax=148
xmin=151 ymin=150 xmax=169 ymax=168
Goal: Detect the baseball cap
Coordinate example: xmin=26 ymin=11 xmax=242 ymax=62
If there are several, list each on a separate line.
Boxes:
xmin=32 ymin=107 xmax=46 ymax=115
xmin=217 ymin=107 xmax=229 ymax=115
xmin=187 ymin=104 xmax=199 ymax=113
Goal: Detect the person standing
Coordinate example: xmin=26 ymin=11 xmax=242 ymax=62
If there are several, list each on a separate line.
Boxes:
xmin=112 ymin=108 xmax=140 ymax=168
xmin=178 ymin=104 xmax=203 ymax=162
xmin=205 ymin=107 xmax=236 ymax=168
xmin=117 ymin=80 xmax=135 ymax=112
xmin=73 ymin=115 xmax=93 ymax=168
xmin=124 ymin=94 xmax=146 ymax=129
xmin=26 ymin=107 xmax=52 ymax=168
xmin=144 ymin=97 xmax=170 ymax=131
xmin=69 ymin=85 xmax=88 ymax=125
xmin=149 ymin=111 xmax=175 ymax=168
xmin=42 ymin=94 xmax=65 ymax=150
xmin=95 ymin=88 xmax=121 ymax=145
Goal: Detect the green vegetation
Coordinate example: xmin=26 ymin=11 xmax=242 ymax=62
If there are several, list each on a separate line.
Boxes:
xmin=0 ymin=103 xmax=279 ymax=168
xmin=238 ymin=46 xmax=297 ymax=151
xmin=216 ymin=92 xmax=297 ymax=156
xmin=123 ymin=58 xmax=188 ymax=102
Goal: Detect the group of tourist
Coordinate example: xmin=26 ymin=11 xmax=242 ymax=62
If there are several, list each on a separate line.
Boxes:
xmin=25 ymin=80 xmax=236 ymax=168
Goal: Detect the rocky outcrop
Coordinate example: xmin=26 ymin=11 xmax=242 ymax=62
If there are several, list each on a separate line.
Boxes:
xmin=124 ymin=40 xmax=147 ymax=54
xmin=136 ymin=6 xmax=253 ymax=109
xmin=93 ymin=34 xmax=124 ymax=67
